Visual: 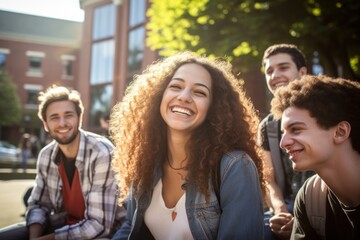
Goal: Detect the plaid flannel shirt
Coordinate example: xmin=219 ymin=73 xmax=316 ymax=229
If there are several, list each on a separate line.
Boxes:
xmin=26 ymin=130 xmax=125 ymax=239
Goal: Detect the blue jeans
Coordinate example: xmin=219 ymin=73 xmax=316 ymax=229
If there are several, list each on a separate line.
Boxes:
xmin=21 ymin=149 xmax=29 ymax=172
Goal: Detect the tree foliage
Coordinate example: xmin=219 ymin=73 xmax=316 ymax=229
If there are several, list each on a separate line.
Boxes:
xmin=0 ymin=71 xmax=21 ymax=126
xmin=147 ymin=0 xmax=360 ymax=80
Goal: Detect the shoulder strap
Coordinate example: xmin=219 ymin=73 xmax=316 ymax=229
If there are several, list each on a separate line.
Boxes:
xmin=266 ymin=120 xmax=286 ymax=195
xmin=305 ymin=175 xmax=327 ymax=239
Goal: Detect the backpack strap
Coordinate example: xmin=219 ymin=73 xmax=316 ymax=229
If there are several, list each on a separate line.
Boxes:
xmin=305 ymin=175 xmax=327 ymax=239
xmin=266 ymin=120 xmax=286 ymax=195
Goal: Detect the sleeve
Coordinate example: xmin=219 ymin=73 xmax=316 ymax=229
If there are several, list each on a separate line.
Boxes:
xmin=291 ymin=180 xmax=321 ymax=240
xmin=54 ymin=141 xmax=126 ymax=239
xmin=217 ymin=152 xmax=264 ymax=239
xmin=26 ymin=148 xmax=55 ymax=228
xmin=112 ymin=188 xmax=136 ymax=240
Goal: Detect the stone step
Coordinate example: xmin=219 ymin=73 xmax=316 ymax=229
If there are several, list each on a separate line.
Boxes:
xmin=0 ymin=168 xmax=36 ymax=180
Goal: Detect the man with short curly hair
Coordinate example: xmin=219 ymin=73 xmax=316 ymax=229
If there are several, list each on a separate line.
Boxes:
xmin=271 ymin=75 xmax=360 ymax=239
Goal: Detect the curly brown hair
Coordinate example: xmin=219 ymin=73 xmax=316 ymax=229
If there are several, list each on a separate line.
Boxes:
xmin=110 ymin=51 xmax=265 ymax=202
xmin=271 ymin=74 xmax=360 ymax=154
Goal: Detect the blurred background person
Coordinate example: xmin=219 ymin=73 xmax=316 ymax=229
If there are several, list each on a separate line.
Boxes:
xmin=19 ymin=133 xmax=31 ymax=173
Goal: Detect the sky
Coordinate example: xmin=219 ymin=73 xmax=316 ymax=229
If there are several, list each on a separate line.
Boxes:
xmin=0 ymin=0 xmax=84 ymax=22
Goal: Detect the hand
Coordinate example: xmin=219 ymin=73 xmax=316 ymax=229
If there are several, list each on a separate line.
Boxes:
xmin=269 ymin=212 xmax=293 ymax=239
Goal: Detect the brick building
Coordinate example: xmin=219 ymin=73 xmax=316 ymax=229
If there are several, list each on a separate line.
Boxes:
xmin=1 ymin=0 xmax=269 ymax=145
xmin=0 ymin=10 xmax=82 ymax=145
xmin=78 ymin=0 xmax=268 ymax=133
xmin=78 ymin=0 xmax=158 ymax=132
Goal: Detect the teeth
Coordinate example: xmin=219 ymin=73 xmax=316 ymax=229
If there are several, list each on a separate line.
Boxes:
xmin=275 ymin=83 xmax=287 ymax=88
xmin=172 ymin=107 xmax=191 ymax=116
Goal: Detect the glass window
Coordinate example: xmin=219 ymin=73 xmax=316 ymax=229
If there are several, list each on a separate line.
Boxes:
xmin=26 ymin=51 xmax=45 ymax=77
xmin=0 ymin=49 xmax=10 ymax=70
xmin=127 ymin=27 xmax=145 ymax=73
xmin=90 ymin=40 xmax=115 ymax=85
xmin=129 ymin=0 xmax=146 ymax=27
xmin=61 ymin=55 xmax=75 ymax=79
xmin=89 ymin=85 xmax=113 ymax=127
xmin=29 ymin=56 xmax=41 ymax=72
xmin=24 ymin=84 xmax=42 ymax=108
xmin=0 ymin=53 xmax=6 ymax=69
xmin=26 ymin=89 xmax=40 ymax=105
xmin=64 ymin=60 xmax=73 ymax=77
xmin=92 ymin=4 xmax=116 ymax=40
xmin=89 ymin=3 xmax=117 ymax=129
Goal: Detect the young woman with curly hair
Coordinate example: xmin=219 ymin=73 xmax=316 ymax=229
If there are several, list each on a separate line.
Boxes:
xmin=110 ymin=51 xmax=266 ymax=239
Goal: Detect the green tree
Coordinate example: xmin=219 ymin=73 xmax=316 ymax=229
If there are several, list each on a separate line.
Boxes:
xmin=0 ymin=71 xmax=21 ymax=128
xmin=147 ymin=0 xmax=360 ymax=80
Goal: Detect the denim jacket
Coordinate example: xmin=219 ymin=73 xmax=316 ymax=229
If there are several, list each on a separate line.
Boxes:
xmin=112 ymin=150 xmax=264 ymax=240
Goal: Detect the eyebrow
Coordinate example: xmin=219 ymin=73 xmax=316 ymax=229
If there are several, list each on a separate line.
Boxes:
xmin=277 ymin=62 xmax=292 ymax=66
xmin=48 ymin=110 xmax=76 ymax=118
xmin=171 ymin=77 xmax=211 ymax=92
xmin=266 ymin=61 xmax=292 ymax=70
xmin=282 ymin=121 xmax=306 ymax=130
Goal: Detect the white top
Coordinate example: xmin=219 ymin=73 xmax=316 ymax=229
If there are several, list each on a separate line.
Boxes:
xmin=144 ymin=179 xmax=194 ymax=240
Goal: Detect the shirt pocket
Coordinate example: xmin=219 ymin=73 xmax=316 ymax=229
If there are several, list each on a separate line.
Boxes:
xmin=194 ymin=202 xmax=221 ymax=239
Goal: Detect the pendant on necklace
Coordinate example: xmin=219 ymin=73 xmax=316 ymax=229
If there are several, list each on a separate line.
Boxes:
xmin=171 ymin=211 xmax=177 ymax=221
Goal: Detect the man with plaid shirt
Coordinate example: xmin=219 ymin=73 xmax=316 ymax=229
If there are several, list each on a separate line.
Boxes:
xmin=0 ymin=85 xmax=125 ymax=240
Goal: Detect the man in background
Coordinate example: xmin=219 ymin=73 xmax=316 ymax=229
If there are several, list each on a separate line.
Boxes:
xmin=259 ymin=44 xmax=313 ymax=239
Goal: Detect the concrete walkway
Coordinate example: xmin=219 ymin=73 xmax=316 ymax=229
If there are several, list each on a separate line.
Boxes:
xmin=0 ymin=179 xmax=35 ymax=228
xmin=0 ymin=158 xmax=37 ymax=228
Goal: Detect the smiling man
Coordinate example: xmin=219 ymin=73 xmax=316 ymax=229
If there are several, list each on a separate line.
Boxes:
xmin=271 ymin=75 xmax=360 ymax=239
xmin=259 ymin=44 xmax=313 ymax=240
xmin=0 ymin=85 xmax=125 ymax=239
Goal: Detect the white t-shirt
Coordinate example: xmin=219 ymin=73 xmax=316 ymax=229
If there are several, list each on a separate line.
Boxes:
xmin=144 ymin=179 xmax=194 ymax=240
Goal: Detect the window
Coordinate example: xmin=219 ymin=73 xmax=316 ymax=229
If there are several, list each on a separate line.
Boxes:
xmin=26 ymin=51 xmax=45 ymax=77
xmin=126 ymin=0 xmax=146 ymax=85
xmin=89 ymin=85 xmax=113 ymax=127
xmin=61 ymin=55 xmax=76 ymax=80
xmin=90 ymin=40 xmax=114 ymax=85
xmin=129 ymin=0 xmax=146 ymax=27
xmin=92 ymin=4 xmax=116 ymax=41
xmin=0 ymin=48 xmax=10 ymax=71
xmin=89 ymin=3 xmax=116 ymax=128
xmin=27 ymin=89 xmax=39 ymax=105
xmin=29 ymin=57 xmax=41 ymax=70
xmin=127 ymin=27 xmax=145 ymax=73
xmin=24 ymin=84 xmax=43 ymax=109
xmin=0 ymin=53 xmax=6 ymax=70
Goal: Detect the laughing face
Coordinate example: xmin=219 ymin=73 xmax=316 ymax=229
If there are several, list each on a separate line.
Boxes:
xmin=264 ymin=53 xmax=307 ymax=94
xmin=43 ymin=100 xmax=81 ymax=145
xmin=160 ymin=63 xmax=212 ymax=135
xmin=280 ymin=107 xmax=336 ymax=171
